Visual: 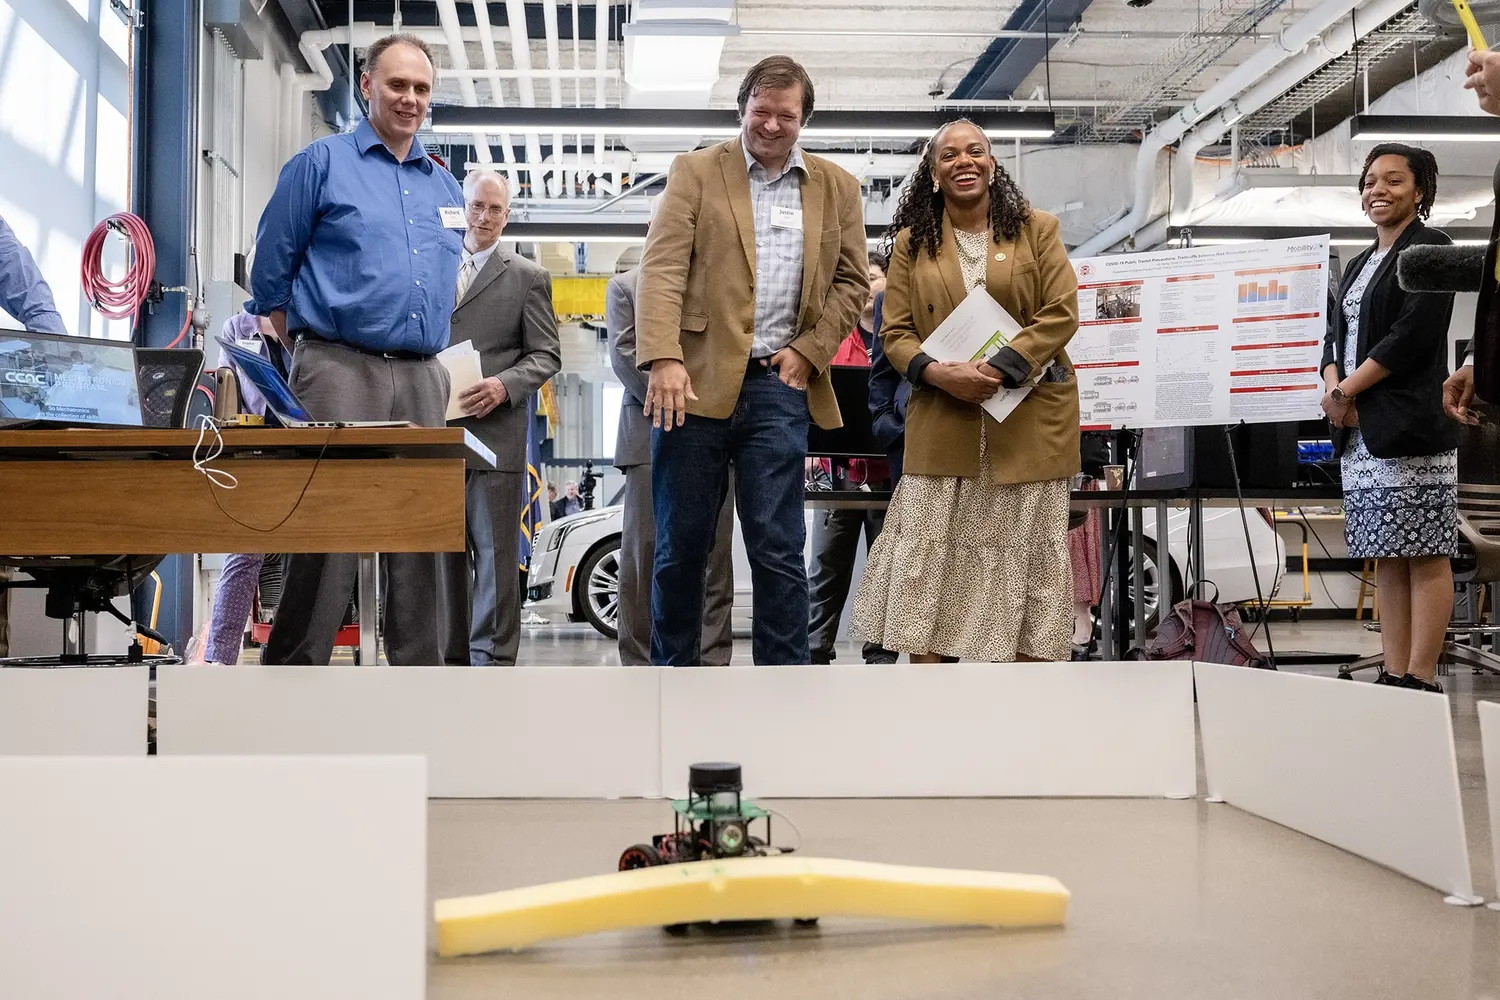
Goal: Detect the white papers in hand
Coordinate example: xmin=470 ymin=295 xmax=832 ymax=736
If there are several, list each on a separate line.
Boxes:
xmin=438 ymin=340 xmax=485 ymax=421
xmin=919 ymin=286 xmax=1033 ymax=425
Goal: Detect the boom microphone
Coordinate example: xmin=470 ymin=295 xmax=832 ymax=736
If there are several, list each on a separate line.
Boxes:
xmin=1397 ymin=242 xmax=1488 ymax=294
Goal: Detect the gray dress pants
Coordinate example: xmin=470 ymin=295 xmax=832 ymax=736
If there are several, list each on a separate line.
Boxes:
xmin=261 ymin=339 xmax=450 ymax=666
xmin=618 ymin=463 xmax=734 ymax=666
xmin=440 ymin=469 xmax=525 ymax=665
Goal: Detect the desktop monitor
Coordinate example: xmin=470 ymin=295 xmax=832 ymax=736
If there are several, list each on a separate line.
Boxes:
xmin=805 ymin=365 xmax=886 ymax=459
xmin=1137 ymin=423 xmax=1299 ymax=491
xmin=1137 ymin=426 xmax=1193 ymax=491
xmin=0 ymin=329 xmax=144 ymax=427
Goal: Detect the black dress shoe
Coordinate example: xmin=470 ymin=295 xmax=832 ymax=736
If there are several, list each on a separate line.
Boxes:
xmin=864 ymin=652 xmax=898 ymax=665
xmin=1373 ymin=671 xmax=1405 ymax=686
xmin=1399 ymin=673 xmax=1444 ymax=693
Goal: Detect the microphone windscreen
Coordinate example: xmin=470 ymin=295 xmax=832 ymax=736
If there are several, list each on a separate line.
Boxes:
xmin=1396 ymin=243 xmax=1488 ymax=294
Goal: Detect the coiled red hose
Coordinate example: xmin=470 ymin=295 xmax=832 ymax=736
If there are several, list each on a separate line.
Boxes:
xmin=80 ymin=212 xmax=156 ymax=322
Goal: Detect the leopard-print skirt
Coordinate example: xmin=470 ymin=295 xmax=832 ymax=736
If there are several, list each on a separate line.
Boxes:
xmin=852 ymin=430 xmax=1074 ymax=662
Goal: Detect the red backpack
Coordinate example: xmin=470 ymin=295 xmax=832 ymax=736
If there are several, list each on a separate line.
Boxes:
xmin=1139 ymin=586 xmax=1273 ymax=669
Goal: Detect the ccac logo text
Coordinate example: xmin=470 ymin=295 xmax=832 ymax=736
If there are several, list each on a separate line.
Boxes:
xmin=1 ymin=368 xmax=53 ymax=388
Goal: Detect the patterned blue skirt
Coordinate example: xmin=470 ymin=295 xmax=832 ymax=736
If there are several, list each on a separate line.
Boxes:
xmin=1341 ymin=431 xmax=1458 ymax=559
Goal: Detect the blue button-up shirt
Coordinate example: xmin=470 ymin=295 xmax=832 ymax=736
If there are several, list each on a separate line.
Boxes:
xmin=246 ymin=119 xmax=465 ymax=355
xmin=0 ymin=214 xmax=66 ymax=334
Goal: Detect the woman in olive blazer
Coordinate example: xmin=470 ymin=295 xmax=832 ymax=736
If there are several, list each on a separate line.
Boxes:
xmin=851 ymin=119 xmax=1081 ymax=663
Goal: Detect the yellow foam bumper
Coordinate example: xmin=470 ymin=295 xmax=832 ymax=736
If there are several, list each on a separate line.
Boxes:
xmin=434 ymin=855 xmax=1069 ymax=955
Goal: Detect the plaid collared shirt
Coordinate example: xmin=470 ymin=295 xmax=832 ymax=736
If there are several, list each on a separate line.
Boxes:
xmin=744 ymin=143 xmax=806 ymax=358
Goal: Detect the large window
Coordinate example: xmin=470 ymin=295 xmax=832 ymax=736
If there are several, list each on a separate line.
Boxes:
xmin=0 ymin=0 xmax=132 ymax=339
xmin=601 ymin=384 xmax=624 ymax=460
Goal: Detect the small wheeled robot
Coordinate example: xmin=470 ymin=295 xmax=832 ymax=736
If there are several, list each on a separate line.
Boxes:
xmin=617 ymin=761 xmax=816 ymax=932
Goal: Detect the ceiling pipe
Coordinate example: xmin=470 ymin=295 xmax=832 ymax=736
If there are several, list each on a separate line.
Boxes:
xmin=739 ymin=28 xmax=1280 ymax=40
xmin=433 ymin=0 xmax=494 ymax=163
xmin=595 ymin=0 xmax=610 ymax=191
xmin=1073 ymin=0 xmax=1380 ymax=258
xmin=1168 ymin=0 xmax=1414 ymax=227
xmin=540 ymin=0 xmax=568 ymax=197
xmin=503 ymin=0 xmax=551 ymax=194
xmin=470 ymin=0 xmax=521 ymax=187
xmin=297 ymin=23 xmax=510 ymax=91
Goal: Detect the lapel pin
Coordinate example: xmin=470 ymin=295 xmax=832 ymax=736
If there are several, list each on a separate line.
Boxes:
xmin=994 ymin=252 xmax=1007 ymax=262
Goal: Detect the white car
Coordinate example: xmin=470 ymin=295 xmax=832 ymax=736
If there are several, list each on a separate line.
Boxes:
xmin=525 ymin=501 xmax=1285 ymax=641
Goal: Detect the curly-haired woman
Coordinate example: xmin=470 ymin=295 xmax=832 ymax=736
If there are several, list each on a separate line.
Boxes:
xmin=851 ymin=119 xmax=1081 ymax=662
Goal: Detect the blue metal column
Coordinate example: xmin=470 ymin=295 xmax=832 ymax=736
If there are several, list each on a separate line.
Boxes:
xmin=131 ymin=0 xmax=201 ymax=652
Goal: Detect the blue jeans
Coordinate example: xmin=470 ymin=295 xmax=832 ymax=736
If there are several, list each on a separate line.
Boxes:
xmin=650 ymin=362 xmax=811 ymax=665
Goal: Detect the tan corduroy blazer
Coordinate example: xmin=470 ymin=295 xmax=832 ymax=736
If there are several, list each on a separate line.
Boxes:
xmin=635 ymin=138 xmax=869 ymax=430
xmin=881 ymin=211 xmax=1081 ymax=485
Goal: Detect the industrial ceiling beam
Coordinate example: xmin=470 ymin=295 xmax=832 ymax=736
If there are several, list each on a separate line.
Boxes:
xmin=948 ymin=0 xmax=1093 ymax=101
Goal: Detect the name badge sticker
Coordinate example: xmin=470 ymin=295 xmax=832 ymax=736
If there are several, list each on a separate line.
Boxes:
xmin=439 ymin=205 xmax=467 ymax=229
xmin=770 ymin=206 xmax=803 ymax=232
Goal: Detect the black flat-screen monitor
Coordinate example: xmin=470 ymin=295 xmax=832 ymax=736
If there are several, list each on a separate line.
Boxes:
xmin=806 ymin=364 xmax=885 ymax=458
xmin=0 ymin=329 xmax=144 ymax=427
xmin=1137 ymin=423 xmax=1299 ymax=491
xmin=1138 ymin=426 xmax=1193 ymax=491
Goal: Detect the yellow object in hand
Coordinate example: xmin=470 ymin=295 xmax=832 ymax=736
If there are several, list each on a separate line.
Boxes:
xmin=1454 ymin=0 xmax=1488 ymax=50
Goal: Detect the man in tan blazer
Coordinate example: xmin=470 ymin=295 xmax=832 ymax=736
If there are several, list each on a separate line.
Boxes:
xmin=636 ymin=55 xmax=869 ymax=666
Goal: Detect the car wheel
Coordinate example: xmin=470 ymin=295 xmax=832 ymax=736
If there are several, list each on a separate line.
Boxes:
xmin=577 ymin=539 xmax=621 ymax=640
xmin=1123 ymin=537 xmax=1183 ymax=639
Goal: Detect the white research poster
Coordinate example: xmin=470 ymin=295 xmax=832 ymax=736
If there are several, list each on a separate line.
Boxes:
xmin=1068 ymin=235 xmax=1330 ymax=428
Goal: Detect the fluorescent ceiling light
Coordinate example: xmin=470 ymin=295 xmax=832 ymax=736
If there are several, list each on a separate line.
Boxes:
xmin=430 ymin=107 xmax=1055 ymax=140
xmin=1167 ymin=225 xmax=1491 ymax=247
xmin=504 ymin=223 xmax=890 ymax=244
xmin=1350 ymin=114 xmax=1500 ymax=142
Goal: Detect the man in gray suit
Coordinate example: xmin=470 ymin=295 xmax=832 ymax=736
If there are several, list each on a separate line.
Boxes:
xmin=442 ymin=171 xmax=562 ymax=665
xmin=608 ymin=258 xmax=735 ymax=666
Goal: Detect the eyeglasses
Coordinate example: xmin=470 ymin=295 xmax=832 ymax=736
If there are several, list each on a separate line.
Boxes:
xmin=467 ymin=204 xmax=509 ymax=219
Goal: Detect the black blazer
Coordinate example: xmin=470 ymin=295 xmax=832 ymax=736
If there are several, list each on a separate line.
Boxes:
xmin=866 ymin=293 xmax=908 ymax=480
xmin=1322 ymin=220 xmax=1458 ymax=460
xmin=1475 ymin=158 xmax=1500 ymax=403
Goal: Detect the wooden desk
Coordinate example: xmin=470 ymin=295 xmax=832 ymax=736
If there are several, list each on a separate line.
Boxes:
xmin=0 ymin=427 xmax=492 ymax=554
xmin=0 ymin=427 xmax=494 ymax=663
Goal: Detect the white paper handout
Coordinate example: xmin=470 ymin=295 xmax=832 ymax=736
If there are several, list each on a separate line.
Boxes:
xmin=920 ymin=285 xmax=1034 ymax=425
xmin=438 ymin=340 xmax=485 ymax=421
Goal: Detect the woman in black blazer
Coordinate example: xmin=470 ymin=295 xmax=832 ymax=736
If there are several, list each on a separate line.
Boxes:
xmin=1321 ymin=143 xmax=1458 ymax=693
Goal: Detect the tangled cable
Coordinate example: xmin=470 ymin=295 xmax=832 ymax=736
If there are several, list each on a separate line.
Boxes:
xmin=80 ymin=212 xmax=156 ymax=323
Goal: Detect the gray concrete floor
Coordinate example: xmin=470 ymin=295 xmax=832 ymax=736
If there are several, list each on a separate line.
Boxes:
xmin=426 ymin=620 xmax=1500 ymax=999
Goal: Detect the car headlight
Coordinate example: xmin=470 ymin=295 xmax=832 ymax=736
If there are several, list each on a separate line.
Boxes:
xmin=547 ymin=510 xmax=615 ymax=552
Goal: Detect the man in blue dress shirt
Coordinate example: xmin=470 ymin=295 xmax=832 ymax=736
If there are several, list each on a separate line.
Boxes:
xmin=246 ymin=32 xmax=465 ymax=665
xmin=0 ymin=214 xmax=67 ymax=334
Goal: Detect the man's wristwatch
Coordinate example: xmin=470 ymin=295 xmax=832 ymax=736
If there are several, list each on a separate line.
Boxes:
xmin=1330 ymin=385 xmax=1354 ymax=405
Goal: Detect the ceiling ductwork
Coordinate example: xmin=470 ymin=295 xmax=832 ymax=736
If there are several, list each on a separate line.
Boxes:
xmin=1168 ymin=0 xmax=1419 ymax=227
xmin=1075 ymin=0 xmax=1414 ymax=257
